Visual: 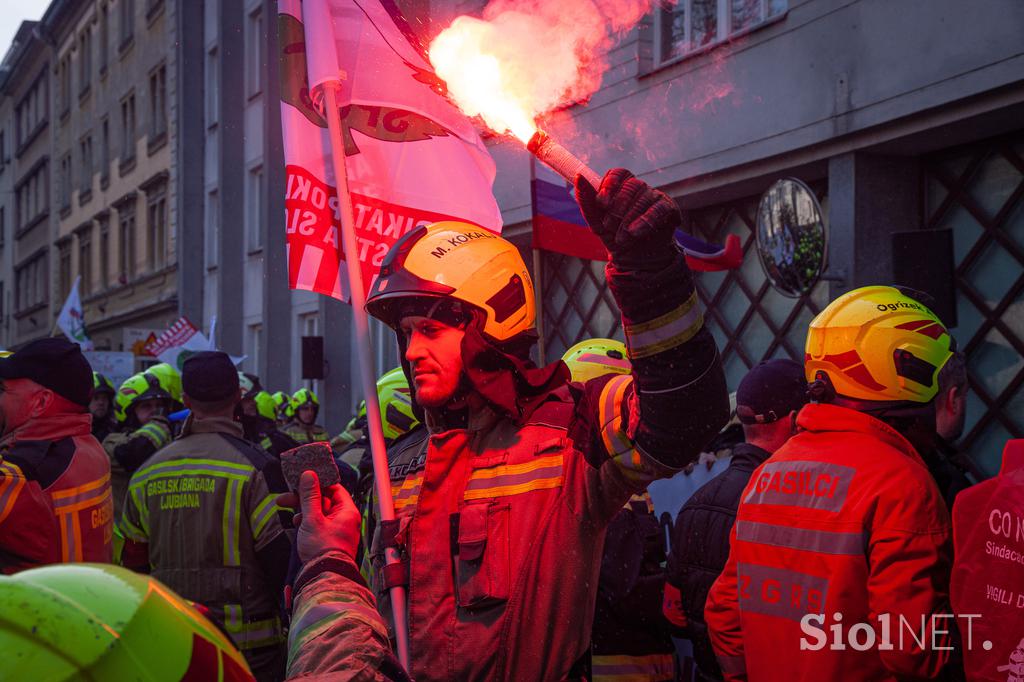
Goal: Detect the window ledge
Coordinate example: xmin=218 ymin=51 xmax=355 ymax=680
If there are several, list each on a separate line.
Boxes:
xmin=15 ymin=120 xmax=47 ymax=157
xmin=79 ymin=188 xmax=93 ymax=207
xmin=119 ymin=154 xmax=137 ymax=177
xmin=118 ymin=36 xmax=135 ymax=58
xmin=78 ymin=84 xmax=91 ymax=103
xmin=100 ymin=173 xmax=110 ymax=191
xmin=147 ymin=131 xmax=167 ymax=156
xmin=15 ymin=211 xmax=48 ymax=238
xmin=146 ymin=1 xmax=165 ymax=26
xmin=14 ymin=302 xmax=47 ymax=320
xmin=99 ymin=64 xmax=108 ymax=80
xmin=60 ymin=204 xmax=72 ymax=220
xmin=60 ymin=107 xmax=71 ymax=125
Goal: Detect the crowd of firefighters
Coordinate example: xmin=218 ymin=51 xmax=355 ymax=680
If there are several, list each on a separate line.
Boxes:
xmin=0 ymin=169 xmax=1019 ymax=681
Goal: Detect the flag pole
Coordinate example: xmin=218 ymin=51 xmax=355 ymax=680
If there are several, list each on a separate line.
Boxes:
xmin=321 ymin=81 xmax=411 ymax=670
xmin=529 ymin=157 xmax=546 ymax=365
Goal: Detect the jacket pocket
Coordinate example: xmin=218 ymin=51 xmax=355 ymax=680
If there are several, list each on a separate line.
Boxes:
xmin=454 ymin=501 xmax=510 ymax=609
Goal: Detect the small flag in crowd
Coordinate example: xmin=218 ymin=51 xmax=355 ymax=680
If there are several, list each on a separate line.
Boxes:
xmin=278 ymin=0 xmax=502 ymax=302
xmin=56 ymin=276 xmax=94 ymax=351
xmin=145 ymin=317 xmax=245 ymax=371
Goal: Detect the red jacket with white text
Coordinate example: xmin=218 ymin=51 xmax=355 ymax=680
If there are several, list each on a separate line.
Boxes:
xmin=705 ymin=403 xmax=952 ymax=681
xmin=0 ymin=413 xmax=113 ymax=566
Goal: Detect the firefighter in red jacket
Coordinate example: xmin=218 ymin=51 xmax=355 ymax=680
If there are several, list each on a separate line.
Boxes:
xmin=0 ymin=338 xmax=113 ymax=569
xmin=706 ymin=285 xmax=956 ymax=681
xmin=311 ymin=169 xmax=729 ymax=681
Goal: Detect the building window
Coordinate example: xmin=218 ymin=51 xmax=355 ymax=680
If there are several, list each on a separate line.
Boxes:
xmin=147 ymin=185 xmax=167 ymax=270
xmin=120 ymin=0 xmax=135 ymax=49
xmin=246 ymin=165 xmax=263 ymax=251
xmin=0 ymin=129 xmax=5 ymax=173
xmin=78 ymin=226 xmax=93 ymax=296
xmin=246 ymin=6 xmax=264 ymax=98
xmin=57 ymin=53 xmax=72 ymax=118
xmin=248 ymin=323 xmax=262 ymax=374
xmin=120 ymin=90 xmax=136 ymax=163
xmin=100 ymin=3 xmax=110 ymax=72
xmin=100 ymin=117 xmax=110 ymax=181
xmin=14 ymin=253 xmax=47 ymax=314
xmin=15 ymin=72 xmax=47 ymax=149
xmin=655 ymin=0 xmax=786 ymax=65
xmin=59 ymin=153 xmax=72 ymax=211
xmin=149 ymin=63 xmax=167 ymax=144
xmin=99 ymin=215 xmax=110 ymax=288
xmin=79 ymin=28 xmax=92 ymax=96
xmin=118 ymin=202 xmax=136 ymax=281
xmin=205 ymin=189 xmax=219 ymax=270
xmin=79 ymin=133 xmax=93 ymax=195
xmin=15 ymin=161 xmax=48 ymax=230
xmin=0 ymin=207 xmax=4 ymax=248
xmin=205 ymin=46 xmax=219 ymax=128
xmin=58 ymin=239 xmax=72 ymax=299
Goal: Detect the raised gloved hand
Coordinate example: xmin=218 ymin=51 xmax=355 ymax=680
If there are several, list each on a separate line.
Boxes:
xmin=575 ymin=168 xmax=681 ymax=272
xmin=277 ymin=470 xmax=361 ymax=563
xmin=134 ymin=416 xmax=172 ymax=450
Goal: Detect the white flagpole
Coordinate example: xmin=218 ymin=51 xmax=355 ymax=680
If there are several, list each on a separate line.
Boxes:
xmin=321 ymin=81 xmax=411 ymax=670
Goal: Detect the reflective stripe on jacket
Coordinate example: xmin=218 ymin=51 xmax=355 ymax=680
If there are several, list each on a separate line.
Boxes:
xmin=706 ymin=403 xmax=953 ymax=681
xmin=119 ymin=415 xmax=289 ymax=650
xmin=281 ymin=422 xmax=330 ymax=445
xmin=2 ymin=412 xmax=113 ymax=564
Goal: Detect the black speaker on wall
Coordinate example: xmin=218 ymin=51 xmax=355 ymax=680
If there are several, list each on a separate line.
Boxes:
xmin=891 ymin=229 xmax=957 ymax=329
xmin=301 ymin=336 xmax=325 ymax=379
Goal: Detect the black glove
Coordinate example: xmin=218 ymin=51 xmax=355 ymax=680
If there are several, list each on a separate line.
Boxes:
xmin=575 ymin=168 xmax=681 ymax=272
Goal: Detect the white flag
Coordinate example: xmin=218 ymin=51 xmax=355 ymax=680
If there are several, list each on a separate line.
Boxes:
xmin=57 ymin=276 xmax=94 ymax=351
xmin=278 ymin=0 xmax=502 ymax=301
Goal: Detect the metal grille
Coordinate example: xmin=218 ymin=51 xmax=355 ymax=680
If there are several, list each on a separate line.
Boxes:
xmin=923 ymin=131 xmax=1024 ymax=477
xmin=537 ymin=186 xmax=829 ymax=387
xmin=539 ymin=253 xmax=622 ymax=362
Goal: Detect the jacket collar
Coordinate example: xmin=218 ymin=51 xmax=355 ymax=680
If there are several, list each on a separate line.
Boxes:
xmin=181 ymin=414 xmax=243 ymax=439
xmin=797 ymin=403 xmax=923 ymax=462
xmin=0 ymin=411 xmax=91 ymax=447
xmin=730 ymin=442 xmax=772 ymax=469
xmin=424 ymin=394 xmax=501 ymax=435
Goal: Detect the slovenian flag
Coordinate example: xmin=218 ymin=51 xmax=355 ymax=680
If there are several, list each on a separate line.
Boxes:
xmin=530 ymin=160 xmax=742 ymax=272
xmin=673 ymin=230 xmax=743 ymax=271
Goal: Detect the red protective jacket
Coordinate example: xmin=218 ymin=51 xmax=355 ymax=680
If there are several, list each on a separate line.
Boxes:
xmin=706 ymin=403 xmax=953 ymax=681
xmin=0 ymin=413 xmax=113 ymax=565
xmin=950 ymin=439 xmax=1024 ymax=681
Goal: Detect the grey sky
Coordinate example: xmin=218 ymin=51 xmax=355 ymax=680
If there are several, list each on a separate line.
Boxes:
xmin=0 ymin=0 xmax=51 ymax=60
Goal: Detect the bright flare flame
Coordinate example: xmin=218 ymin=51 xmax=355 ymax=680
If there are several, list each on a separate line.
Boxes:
xmin=429 ymin=1 xmax=657 ymax=143
xmin=429 ymin=16 xmax=538 ymax=142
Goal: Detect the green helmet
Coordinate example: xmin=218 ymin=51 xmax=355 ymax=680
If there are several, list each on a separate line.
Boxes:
xmin=114 ymin=371 xmax=174 ymax=424
xmin=290 ymin=388 xmax=319 ymax=412
xmin=561 ymin=338 xmax=631 ymax=383
xmin=253 ymin=391 xmax=278 ymax=421
xmin=0 ymin=563 xmax=253 ymax=680
xmin=375 ymin=367 xmax=418 ymax=440
xmin=146 ymin=363 xmax=184 ymax=405
xmin=92 ymin=372 xmax=116 ymax=397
